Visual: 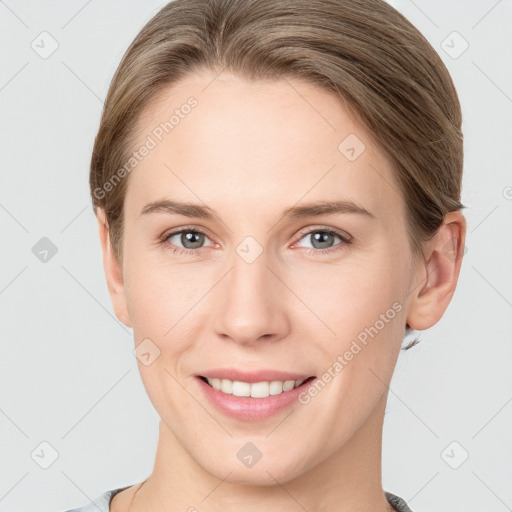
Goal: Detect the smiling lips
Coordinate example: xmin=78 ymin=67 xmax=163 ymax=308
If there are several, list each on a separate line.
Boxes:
xmin=197 ymin=368 xmax=316 ymax=399
xmin=196 ymin=370 xmax=317 ymax=421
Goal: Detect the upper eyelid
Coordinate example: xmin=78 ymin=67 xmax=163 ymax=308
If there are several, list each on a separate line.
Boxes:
xmin=296 ymin=225 xmax=350 ymax=239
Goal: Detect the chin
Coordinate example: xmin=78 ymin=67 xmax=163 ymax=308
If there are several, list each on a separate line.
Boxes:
xmin=197 ymin=447 xmax=310 ymax=487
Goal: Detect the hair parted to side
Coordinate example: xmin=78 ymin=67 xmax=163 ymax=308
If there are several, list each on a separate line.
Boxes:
xmin=90 ymin=0 xmax=465 ymax=350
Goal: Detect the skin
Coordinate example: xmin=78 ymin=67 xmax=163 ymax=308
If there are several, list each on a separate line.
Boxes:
xmin=98 ymin=69 xmax=466 ymax=512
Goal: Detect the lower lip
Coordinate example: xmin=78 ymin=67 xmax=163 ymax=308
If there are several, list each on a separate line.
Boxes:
xmin=196 ymin=376 xmax=316 ymax=421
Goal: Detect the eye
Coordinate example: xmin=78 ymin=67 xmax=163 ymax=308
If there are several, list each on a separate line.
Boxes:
xmin=293 ymin=227 xmax=351 ymax=256
xmin=161 ymin=226 xmax=216 ymax=255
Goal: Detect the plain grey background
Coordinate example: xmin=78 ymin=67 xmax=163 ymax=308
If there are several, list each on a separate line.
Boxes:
xmin=0 ymin=1 xmax=511 ymax=511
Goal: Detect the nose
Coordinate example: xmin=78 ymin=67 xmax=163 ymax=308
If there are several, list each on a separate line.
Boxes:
xmin=212 ymin=245 xmax=290 ymax=345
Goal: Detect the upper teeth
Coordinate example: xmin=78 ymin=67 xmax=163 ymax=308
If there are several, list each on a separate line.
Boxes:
xmin=205 ymin=377 xmax=306 ymax=398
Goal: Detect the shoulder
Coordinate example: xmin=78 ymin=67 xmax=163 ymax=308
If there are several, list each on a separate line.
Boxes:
xmin=61 ymin=486 xmax=130 ymax=512
xmin=385 ymin=491 xmax=415 ymax=512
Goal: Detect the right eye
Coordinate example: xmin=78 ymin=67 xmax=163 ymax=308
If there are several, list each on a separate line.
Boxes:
xmin=161 ymin=227 xmax=216 ymax=255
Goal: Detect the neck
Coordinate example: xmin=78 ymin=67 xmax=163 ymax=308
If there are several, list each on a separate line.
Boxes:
xmin=130 ymin=392 xmax=393 ymax=512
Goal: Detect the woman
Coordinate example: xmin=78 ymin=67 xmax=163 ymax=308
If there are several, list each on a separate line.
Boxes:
xmin=66 ymin=0 xmax=466 ymax=510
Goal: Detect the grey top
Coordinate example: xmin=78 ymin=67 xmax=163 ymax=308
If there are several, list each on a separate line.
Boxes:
xmin=63 ymin=486 xmax=414 ymax=511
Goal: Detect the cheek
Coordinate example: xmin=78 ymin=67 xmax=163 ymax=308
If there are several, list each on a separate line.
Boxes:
xmin=124 ymin=261 xmax=201 ymax=414
xmin=123 ymin=253 xmax=186 ymax=327
xmin=296 ymin=255 xmax=407 ymax=329
xmin=297 ymin=257 xmax=409 ymax=386
xmin=123 ymin=256 xmax=213 ymax=364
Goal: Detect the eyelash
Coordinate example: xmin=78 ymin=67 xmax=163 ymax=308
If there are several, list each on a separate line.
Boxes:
xmin=159 ymin=225 xmax=352 ymax=257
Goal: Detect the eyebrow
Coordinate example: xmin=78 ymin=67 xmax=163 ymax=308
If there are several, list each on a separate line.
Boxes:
xmin=139 ymin=199 xmax=375 ymax=221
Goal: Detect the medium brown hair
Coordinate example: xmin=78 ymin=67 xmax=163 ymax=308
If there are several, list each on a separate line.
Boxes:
xmin=90 ymin=0 xmax=465 ymax=348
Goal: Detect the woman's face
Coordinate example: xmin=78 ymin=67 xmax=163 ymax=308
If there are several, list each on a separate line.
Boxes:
xmin=109 ymin=70 xmax=424 ymax=484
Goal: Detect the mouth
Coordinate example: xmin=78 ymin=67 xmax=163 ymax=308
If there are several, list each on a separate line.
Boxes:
xmin=195 ymin=370 xmax=318 ymax=421
xmin=198 ymin=375 xmax=316 ymax=399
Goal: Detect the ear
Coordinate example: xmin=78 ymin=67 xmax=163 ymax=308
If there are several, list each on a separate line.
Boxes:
xmin=406 ymin=210 xmax=467 ymax=331
xmin=96 ymin=208 xmax=132 ymax=328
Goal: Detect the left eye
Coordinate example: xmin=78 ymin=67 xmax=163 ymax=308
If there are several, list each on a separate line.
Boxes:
xmin=295 ymin=228 xmax=349 ymax=254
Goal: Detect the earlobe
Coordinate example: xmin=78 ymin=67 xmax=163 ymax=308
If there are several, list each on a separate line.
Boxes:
xmin=406 ymin=211 xmax=466 ymax=331
xmin=96 ymin=207 xmax=132 ymax=328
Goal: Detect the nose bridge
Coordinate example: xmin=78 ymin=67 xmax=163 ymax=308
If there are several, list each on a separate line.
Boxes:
xmin=231 ymin=238 xmax=270 ymax=296
xmin=212 ymin=236 xmax=287 ymax=343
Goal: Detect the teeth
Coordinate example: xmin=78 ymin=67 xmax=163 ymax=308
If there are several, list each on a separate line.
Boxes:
xmin=210 ymin=378 xmax=221 ymax=390
xmin=220 ymin=379 xmax=232 ymax=394
xmin=205 ymin=377 xmax=307 ymax=398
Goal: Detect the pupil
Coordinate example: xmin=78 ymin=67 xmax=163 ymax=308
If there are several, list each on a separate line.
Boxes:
xmin=312 ymin=232 xmax=333 ymax=249
xmin=182 ymin=231 xmax=203 ymax=249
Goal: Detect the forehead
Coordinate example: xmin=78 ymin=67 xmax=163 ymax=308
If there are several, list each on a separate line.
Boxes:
xmin=125 ymin=70 xmax=405 ymax=224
